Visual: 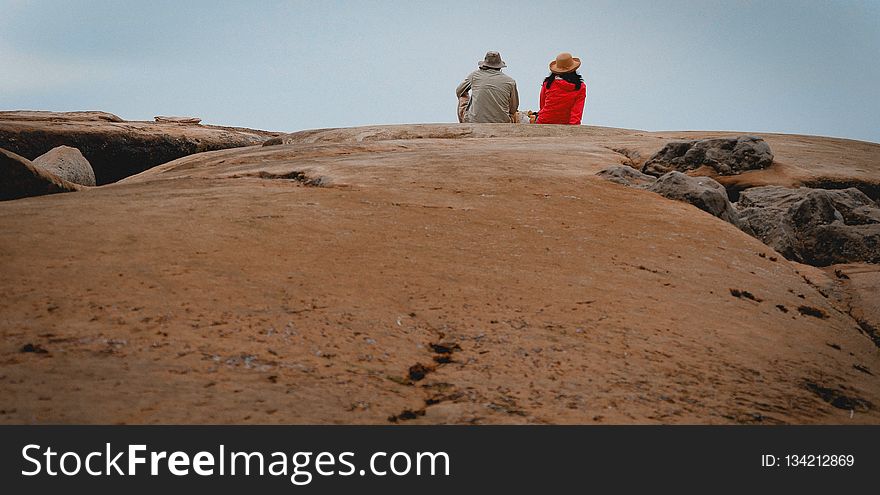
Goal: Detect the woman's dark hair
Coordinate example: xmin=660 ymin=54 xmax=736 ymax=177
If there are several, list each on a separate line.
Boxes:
xmin=544 ymin=71 xmax=583 ymax=90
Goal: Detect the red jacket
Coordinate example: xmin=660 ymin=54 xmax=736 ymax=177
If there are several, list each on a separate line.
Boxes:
xmin=537 ymin=78 xmax=586 ymax=125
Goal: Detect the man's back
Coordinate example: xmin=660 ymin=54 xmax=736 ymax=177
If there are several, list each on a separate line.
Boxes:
xmin=456 ymin=68 xmax=519 ymax=124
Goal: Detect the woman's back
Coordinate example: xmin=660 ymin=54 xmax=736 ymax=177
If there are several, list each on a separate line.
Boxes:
xmin=538 ymin=77 xmax=587 ymax=125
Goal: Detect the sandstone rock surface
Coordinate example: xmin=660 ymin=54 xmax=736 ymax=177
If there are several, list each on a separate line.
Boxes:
xmin=825 ymin=264 xmax=880 ymax=348
xmin=1 ymin=123 xmax=878 ymax=425
xmin=32 ymin=146 xmax=96 ymax=186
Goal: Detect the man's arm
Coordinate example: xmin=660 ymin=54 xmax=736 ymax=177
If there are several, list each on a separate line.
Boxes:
xmin=455 ymin=75 xmax=472 ymax=98
xmin=508 ymin=82 xmax=519 ymax=122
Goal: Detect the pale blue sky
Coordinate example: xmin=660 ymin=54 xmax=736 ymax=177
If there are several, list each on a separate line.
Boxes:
xmin=2 ymin=0 xmax=878 ymax=142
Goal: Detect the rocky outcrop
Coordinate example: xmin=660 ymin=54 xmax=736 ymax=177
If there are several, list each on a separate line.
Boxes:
xmin=32 ymin=146 xmax=96 ymax=186
xmin=647 ymin=172 xmax=744 ymax=227
xmin=0 ymin=111 xmax=278 ymax=184
xmin=737 ymin=186 xmax=880 ymax=266
xmin=598 ymin=164 xmax=880 ymax=266
xmin=595 ymin=165 xmax=657 ymax=188
xmin=1 ymin=148 xmax=80 ymax=201
xmin=642 ymin=136 xmax=773 ymax=176
xmin=607 ymin=134 xmax=879 ymax=266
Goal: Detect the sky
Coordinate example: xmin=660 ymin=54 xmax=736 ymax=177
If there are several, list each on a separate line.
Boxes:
xmin=1 ymin=0 xmax=879 ymax=143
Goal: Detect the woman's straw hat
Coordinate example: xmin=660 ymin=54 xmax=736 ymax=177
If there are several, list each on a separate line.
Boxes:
xmin=550 ymin=52 xmax=581 ymax=74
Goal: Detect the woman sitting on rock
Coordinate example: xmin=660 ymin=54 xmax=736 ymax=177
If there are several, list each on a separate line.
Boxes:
xmin=536 ymin=52 xmax=586 ymax=125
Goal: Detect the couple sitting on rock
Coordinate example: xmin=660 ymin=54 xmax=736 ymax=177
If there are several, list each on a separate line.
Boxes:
xmin=455 ymin=51 xmax=586 ymax=125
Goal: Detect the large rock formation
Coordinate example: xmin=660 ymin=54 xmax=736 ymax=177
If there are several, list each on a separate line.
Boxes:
xmin=32 ymin=146 xmax=96 ymax=186
xmin=737 ymin=186 xmax=880 ymax=266
xmin=642 ymin=135 xmax=774 ymax=176
xmin=0 ymin=111 xmax=278 ymax=184
xmin=2 ymin=123 xmax=878 ymax=425
xmin=647 ymin=171 xmax=743 ymax=228
xmin=1 ymin=148 xmax=80 ymax=201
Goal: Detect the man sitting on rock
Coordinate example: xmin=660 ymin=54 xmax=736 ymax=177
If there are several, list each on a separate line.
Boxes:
xmin=456 ymin=51 xmax=519 ymax=123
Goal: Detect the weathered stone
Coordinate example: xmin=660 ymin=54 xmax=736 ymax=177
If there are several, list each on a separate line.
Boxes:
xmin=595 ymin=165 xmax=656 ymax=188
xmin=737 ymin=186 xmax=880 ymax=265
xmin=1 ymin=147 xmax=80 ymax=201
xmin=647 ymin=171 xmax=743 ymax=227
xmin=33 ymin=146 xmax=96 ymax=186
xmin=642 ymin=136 xmax=773 ymax=176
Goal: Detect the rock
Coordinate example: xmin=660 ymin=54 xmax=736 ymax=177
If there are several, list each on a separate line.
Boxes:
xmin=33 ymin=146 xmax=96 ymax=186
xmin=154 ymin=116 xmax=202 ymax=124
xmin=0 ymin=111 xmax=278 ymax=184
xmin=647 ymin=171 xmax=743 ymax=227
xmin=642 ymin=135 xmax=773 ymax=176
xmin=595 ymin=165 xmax=656 ymax=187
xmin=1 ymin=147 xmax=81 ymax=201
xmin=737 ymin=186 xmax=880 ymax=265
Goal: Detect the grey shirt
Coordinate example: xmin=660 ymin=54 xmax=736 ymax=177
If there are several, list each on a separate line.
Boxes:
xmin=456 ymin=68 xmax=519 ymax=123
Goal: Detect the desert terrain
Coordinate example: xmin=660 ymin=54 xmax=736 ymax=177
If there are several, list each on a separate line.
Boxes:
xmin=1 ymin=116 xmax=878 ymax=424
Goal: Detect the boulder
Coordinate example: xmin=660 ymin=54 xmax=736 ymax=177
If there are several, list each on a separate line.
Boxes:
xmin=1 ymin=147 xmax=80 ymax=201
xmin=595 ymin=165 xmax=656 ymax=188
xmin=642 ymin=136 xmax=773 ymax=176
xmin=33 ymin=146 xmax=96 ymax=186
xmin=647 ymin=171 xmax=744 ymax=227
xmin=737 ymin=186 xmax=880 ymax=265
